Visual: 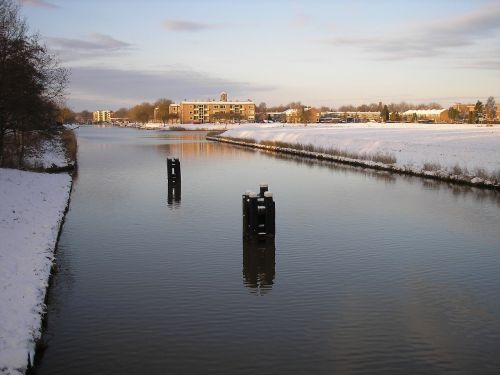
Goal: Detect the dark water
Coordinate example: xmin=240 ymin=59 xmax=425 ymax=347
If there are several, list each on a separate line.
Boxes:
xmin=37 ymin=127 xmax=500 ymax=374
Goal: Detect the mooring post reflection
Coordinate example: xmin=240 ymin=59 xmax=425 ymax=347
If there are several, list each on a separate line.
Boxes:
xmin=167 ymin=182 xmax=181 ymax=205
xmin=242 ymin=239 xmax=276 ymax=294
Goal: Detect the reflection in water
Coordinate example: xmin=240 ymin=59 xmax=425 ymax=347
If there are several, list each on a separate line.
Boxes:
xmin=36 ymin=129 xmax=500 ymax=375
xmin=167 ymin=181 xmax=181 ymax=206
xmin=243 ymin=239 xmax=276 ymax=295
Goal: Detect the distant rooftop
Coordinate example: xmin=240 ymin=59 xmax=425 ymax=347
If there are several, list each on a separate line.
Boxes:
xmin=403 ymin=109 xmax=446 ymax=116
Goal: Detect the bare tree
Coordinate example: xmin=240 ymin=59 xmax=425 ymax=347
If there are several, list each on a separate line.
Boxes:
xmin=0 ymin=0 xmax=68 ymax=165
xmin=154 ymin=98 xmax=172 ymax=124
xmin=485 ymin=96 xmax=496 ymax=121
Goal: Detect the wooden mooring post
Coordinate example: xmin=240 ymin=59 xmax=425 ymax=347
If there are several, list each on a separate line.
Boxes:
xmin=242 ymin=184 xmax=275 ymax=241
xmin=167 ymin=157 xmax=181 ymax=185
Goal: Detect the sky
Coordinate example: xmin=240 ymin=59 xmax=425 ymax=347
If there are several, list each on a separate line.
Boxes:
xmin=19 ymin=0 xmax=500 ymax=111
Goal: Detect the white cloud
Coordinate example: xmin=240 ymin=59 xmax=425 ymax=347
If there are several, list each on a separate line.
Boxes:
xmin=323 ymin=3 xmax=500 ymax=61
xmin=47 ymin=33 xmax=132 ymax=62
xmin=162 ymin=19 xmax=222 ymax=32
xmin=19 ymin=0 xmax=58 ymax=9
xmin=67 ymin=66 xmax=274 ymax=110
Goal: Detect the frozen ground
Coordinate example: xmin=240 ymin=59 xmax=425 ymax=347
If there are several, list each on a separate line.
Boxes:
xmin=0 ymin=169 xmax=72 ymax=375
xmin=221 ymin=123 xmax=500 ymax=180
xmin=23 ymin=133 xmax=69 ymax=170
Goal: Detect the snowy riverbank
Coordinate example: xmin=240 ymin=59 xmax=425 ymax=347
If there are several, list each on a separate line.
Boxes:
xmin=0 ymin=169 xmax=72 ymax=375
xmin=216 ymin=122 xmax=500 ymax=187
xmin=0 ymin=131 xmax=74 ymax=374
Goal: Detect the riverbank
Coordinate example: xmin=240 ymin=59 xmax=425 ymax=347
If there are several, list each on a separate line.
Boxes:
xmin=0 ymin=132 xmax=75 ymax=375
xmin=209 ymin=123 xmax=500 ymax=189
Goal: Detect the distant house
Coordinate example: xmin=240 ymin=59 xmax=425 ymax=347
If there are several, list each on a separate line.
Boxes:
xmin=285 ymin=108 xmax=300 ymax=123
xmin=266 ymin=111 xmax=286 ymax=122
xmin=320 ymin=111 xmax=381 ymax=123
xmin=169 ymin=104 xmax=181 ymax=124
xmin=402 ymin=109 xmax=449 ymax=123
xmin=453 ymin=102 xmax=500 ymax=121
xmin=92 ymin=110 xmax=111 ymax=123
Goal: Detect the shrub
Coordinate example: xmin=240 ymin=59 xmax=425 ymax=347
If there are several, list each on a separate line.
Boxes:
xmin=423 ymin=162 xmax=442 ymax=171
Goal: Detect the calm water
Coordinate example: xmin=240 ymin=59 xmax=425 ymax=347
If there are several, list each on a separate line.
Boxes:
xmin=37 ymin=127 xmax=500 ymax=374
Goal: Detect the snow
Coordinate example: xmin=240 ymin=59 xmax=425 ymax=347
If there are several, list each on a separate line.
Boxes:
xmin=220 ymin=122 xmax=500 ymax=181
xmin=402 ymin=109 xmax=447 ymax=116
xmin=139 ymin=122 xmax=249 ymax=130
xmin=23 ymin=134 xmax=69 ymax=170
xmin=0 ymin=169 xmax=72 ymax=375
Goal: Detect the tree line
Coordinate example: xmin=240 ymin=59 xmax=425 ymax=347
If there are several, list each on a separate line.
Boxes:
xmin=60 ymin=99 xmax=179 ymax=125
xmin=448 ymin=97 xmax=497 ymax=124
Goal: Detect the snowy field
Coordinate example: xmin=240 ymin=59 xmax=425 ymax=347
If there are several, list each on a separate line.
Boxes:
xmin=0 ymin=169 xmax=72 ymax=375
xmin=221 ymin=123 xmax=500 ymax=181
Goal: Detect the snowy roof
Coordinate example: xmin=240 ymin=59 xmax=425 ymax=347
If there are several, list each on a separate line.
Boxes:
xmin=403 ymin=109 xmax=447 ymax=116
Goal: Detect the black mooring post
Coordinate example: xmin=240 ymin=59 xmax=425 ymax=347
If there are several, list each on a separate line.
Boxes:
xmin=174 ymin=158 xmax=181 ymax=182
xmin=242 ymin=191 xmax=250 ymax=237
xmin=243 ymin=185 xmax=275 ymax=240
xmin=167 ymin=157 xmax=181 ymax=185
xmin=259 ymin=183 xmax=268 ymax=197
xmin=248 ymin=192 xmax=258 ymax=236
xmin=167 ymin=158 xmax=173 ymax=180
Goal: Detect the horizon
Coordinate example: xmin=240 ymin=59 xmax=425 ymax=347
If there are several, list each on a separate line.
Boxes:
xmin=19 ymin=0 xmax=500 ymax=111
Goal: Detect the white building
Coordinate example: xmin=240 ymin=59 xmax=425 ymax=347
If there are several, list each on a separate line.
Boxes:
xmin=93 ymin=110 xmax=111 ymax=123
xmin=402 ymin=109 xmax=449 ymax=123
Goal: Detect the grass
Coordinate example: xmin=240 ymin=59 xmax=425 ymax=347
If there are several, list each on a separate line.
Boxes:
xmin=169 ymin=126 xmax=187 ymax=131
xmin=0 ymin=128 xmax=77 ymax=171
xmin=218 ymin=136 xmax=500 ymax=185
xmin=474 ymin=168 xmax=489 ymax=179
xmin=259 ymin=140 xmax=397 ymax=164
xmin=452 ymin=164 xmax=467 ymax=175
xmin=222 ymin=136 xmax=257 ymax=144
xmin=61 ymin=128 xmax=77 ymax=165
xmin=423 ymin=162 xmax=442 ymax=171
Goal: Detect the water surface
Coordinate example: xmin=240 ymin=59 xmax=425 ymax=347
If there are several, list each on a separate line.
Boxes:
xmin=38 ymin=127 xmax=500 ymax=374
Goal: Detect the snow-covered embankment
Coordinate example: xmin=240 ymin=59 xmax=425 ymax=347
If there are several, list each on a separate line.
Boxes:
xmin=0 ymin=169 xmax=71 ymax=375
xmin=1 ymin=130 xmax=74 ymax=375
xmin=216 ymin=123 xmax=500 ymax=188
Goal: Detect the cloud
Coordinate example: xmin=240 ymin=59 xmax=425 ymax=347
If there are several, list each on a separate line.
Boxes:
xmin=323 ymin=3 xmax=500 ymax=60
xmin=19 ymin=0 xmax=58 ymax=9
xmin=67 ymin=66 xmax=274 ymax=110
xmin=47 ymin=33 xmax=132 ymax=62
xmin=290 ymin=12 xmax=312 ymax=29
xmin=163 ymin=19 xmax=221 ymax=32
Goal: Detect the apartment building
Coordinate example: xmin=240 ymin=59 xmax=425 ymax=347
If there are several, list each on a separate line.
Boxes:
xmin=92 ymin=110 xmax=111 ymax=123
xmin=176 ymin=92 xmax=256 ymax=124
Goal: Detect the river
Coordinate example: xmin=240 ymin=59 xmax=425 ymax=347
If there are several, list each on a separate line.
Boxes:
xmin=37 ymin=127 xmax=500 ymax=374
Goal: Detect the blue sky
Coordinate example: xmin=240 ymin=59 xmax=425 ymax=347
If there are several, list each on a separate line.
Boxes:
xmin=20 ymin=0 xmax=500 ymax=111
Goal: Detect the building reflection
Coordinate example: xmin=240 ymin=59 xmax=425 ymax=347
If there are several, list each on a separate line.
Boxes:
xmin=243 ymin=239 xmax=276 ymax=295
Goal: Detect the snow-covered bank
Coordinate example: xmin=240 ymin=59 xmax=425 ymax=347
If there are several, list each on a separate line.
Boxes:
xmin=139 ymin=122 xmax=245 ymax=131
xmin=0 ymin=169 xmax=72 ymax=375
xmin=217 ymin=123 xmax=500 ymax=187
